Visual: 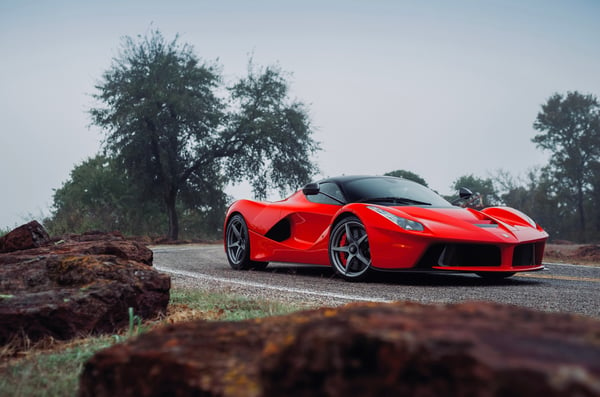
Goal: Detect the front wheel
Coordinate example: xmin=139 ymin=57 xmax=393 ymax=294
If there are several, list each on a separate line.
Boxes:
xmin=329 ymin=216 xmax=372 ymax=281
xmin=225 ymin=214 xmax=268 ymax=270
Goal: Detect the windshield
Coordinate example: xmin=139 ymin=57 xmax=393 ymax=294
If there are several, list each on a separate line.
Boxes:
xmin=342 ymin=177 xmax=452 ymax=207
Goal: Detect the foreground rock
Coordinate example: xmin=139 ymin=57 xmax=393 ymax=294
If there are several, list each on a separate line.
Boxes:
xmin=0 ymin=224 xmax=170 ymax=345
xmin=79 ymin=301 xmax=600 ymax=397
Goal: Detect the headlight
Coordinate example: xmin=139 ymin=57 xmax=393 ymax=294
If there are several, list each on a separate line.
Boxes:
xmin=367 ymin=206 xmax=424 ymax=232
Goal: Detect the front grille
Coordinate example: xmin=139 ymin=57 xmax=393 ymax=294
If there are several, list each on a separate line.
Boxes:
xmin=513 ymin=243 xmax=535 ymax=267
xmin=417 ymin=244 xmax=501 ymax=268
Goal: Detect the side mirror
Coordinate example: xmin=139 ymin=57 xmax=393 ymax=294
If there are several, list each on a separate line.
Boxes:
xmin=458 ymin=187 xmax=474 ymax=200
xmin=302 ymin=183 xmax=320 ymax=196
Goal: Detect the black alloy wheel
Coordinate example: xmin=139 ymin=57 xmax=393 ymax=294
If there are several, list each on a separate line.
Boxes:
xmin=225 ymin=214 xmax=268 ymax=270
xmin=329 ymin=216 xmax=372 ymax=281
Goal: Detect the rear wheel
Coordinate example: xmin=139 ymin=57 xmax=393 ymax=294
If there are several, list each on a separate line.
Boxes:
xmin=329 ymin=216 xmax=372 ymax=281
xmin=225 ymin=214 xmax=268 ymax=270
xmin=476 ymin=272 xmax=515 ymax=279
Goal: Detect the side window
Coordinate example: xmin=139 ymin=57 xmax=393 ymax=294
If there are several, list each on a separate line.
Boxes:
xmin=306 ymin=182 xmax=345 ymax=205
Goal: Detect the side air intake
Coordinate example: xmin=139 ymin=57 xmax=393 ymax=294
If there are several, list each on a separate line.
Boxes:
xmin=264 ymin=218 xmax=291 ymax=242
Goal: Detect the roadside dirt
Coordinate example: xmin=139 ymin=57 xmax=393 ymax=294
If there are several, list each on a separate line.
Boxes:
xmin=545 ymin=243 xmax=600 ymax=266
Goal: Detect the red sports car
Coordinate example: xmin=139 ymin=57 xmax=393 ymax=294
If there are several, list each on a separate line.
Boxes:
xmin=224 ymin=175 xmax=548 ymax=280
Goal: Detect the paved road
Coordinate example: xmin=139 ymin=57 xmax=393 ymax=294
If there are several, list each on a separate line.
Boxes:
xmin=153 ymin=244 xmax=600 ymax=317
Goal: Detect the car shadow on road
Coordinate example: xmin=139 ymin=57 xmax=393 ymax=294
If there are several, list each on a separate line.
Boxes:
xmin=261 ymin=264 xmax=543 ymax=287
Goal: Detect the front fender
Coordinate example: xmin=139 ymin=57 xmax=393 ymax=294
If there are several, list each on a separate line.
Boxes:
xmin=328 ymin=204 xmax=429 ymax=269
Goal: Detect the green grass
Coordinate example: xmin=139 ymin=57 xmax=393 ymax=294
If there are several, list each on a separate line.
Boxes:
xmin=0 ymin=288 xmax=307 ymax=397
xmin=170 ymin=288 xmax=307 ymax=320
xmin=0 ymin=337 xmax=114 ymax=397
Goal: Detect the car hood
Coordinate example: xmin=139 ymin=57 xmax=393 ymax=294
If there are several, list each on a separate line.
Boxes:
xmin=379 ymin=205 xmax=542 ymax=242
xmin=393 ymin=206 xmax=496 ymax=225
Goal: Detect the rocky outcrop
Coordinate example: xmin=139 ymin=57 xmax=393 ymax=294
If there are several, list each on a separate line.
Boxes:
xmin=0 ymin=229 xmax=153 ymax=267
xmin=0 ymin=220 xmax=50 ymax=253
xmin=0 ymin=223 xmax=170 ymax=345
xmin=79 ymin=301 xmax=600 ymax=397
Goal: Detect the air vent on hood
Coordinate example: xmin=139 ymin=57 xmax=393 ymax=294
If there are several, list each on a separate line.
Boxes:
xmin=475 ymin=223 xmax=499 ymax=228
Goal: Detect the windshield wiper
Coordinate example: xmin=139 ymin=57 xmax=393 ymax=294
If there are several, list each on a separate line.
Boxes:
xmin=355 ymin=197 xmax=431 ymax=206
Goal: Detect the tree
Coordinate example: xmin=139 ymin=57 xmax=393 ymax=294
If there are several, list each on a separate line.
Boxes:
xmin=589 ymin=161 xmax=600 ymax=239
xmin=492 ymin=169 xmax=532 ymax=210
xmin=528 ymin=169 xmax=571 ymax=240
xmin=90 ymin=30 xmax=319 ymax=239
xmin=222 ymin=62 xmax=319 ymax=199
xmin=533 ymin=91 xmax=600 ymax=237
xmin=47 ymin=155 xmax=165 ymax=235
xmin=384 ymin=170 xmax=428 ymax=186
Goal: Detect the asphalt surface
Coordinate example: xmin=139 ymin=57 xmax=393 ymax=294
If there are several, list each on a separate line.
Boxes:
xmin=153 ymin=244 xmax=600 ymax=318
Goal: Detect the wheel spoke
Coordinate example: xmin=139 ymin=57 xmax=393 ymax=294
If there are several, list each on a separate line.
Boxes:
xmin=231 ymin=222 xmax=242 ymax=239
xmin=356 ymin=233 xmax=368 ymax=245
xmin=355 ymin=251 xmax=371 ymax=267
xmin=331 ymin=245 xmax=350 ymax=253
xmin=227 ymin=236 xmax=237 ymax=249
xmin=229 ymin=238 xmax=237 ymax=257
xmin=345 ymin=253 xmax=358 ymax=274
xmin=344 ymin=224 xmax=355 ymax=243
xmin=228 ymin=242 xmax=239 ymax=262
xmin=230 ymin=247 xmax=237 ymax=261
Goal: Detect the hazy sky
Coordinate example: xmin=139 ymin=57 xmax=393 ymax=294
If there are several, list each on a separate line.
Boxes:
xmin=1 ymin=0 xmax=599 ymax=228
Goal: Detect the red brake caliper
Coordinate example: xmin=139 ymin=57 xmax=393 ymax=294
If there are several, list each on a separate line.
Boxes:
xmin=339 ymin=234 xmax=348 ymax=268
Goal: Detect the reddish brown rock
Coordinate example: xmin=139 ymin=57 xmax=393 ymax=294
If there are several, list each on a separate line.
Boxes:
xmin=78 ymin=302 xmax=600 ymax=397
xmin=0 ymin=220 xmax=50 ymax=253
xmin=0 ymin=255 xmax=169 ymax=344
xmin=0 ymin=224 xmax=169 ymax=346
xmin=0 ymin=230 xmax=153 ymax=266
xmin=262 ymin=302 xmax=600 ymax=397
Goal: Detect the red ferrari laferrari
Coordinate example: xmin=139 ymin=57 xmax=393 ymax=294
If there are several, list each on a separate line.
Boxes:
xmin=224 ymin=175 xmax=548 ymax=280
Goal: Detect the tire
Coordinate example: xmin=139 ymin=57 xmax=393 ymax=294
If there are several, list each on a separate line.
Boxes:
xmin=476 ymin=272 xmax=516 ymax=279
xmin=329 ymin=216 xmax=372 ymax=281
xmin=225 ymin=214 xmax=268 ymax=270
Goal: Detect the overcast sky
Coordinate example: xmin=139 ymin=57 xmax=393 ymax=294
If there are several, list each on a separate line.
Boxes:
xmin=1 ymin=0 xmax=599 ymax=229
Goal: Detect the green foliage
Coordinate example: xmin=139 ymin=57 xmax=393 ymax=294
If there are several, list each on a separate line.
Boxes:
xmin=46 ymin=155 xmax=225 ymax=239
xmin=46 ymin=155 xmax=167 ymax=236
xmin=384 ymin=170 xmax=428 ymax=186
xmin=224 ymin=62 xmax=320 ymax=200
xmin=89 ymin=29 xmax=319 ymax=239
xmin=533 ymin=91 xmax=600 ymax=240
